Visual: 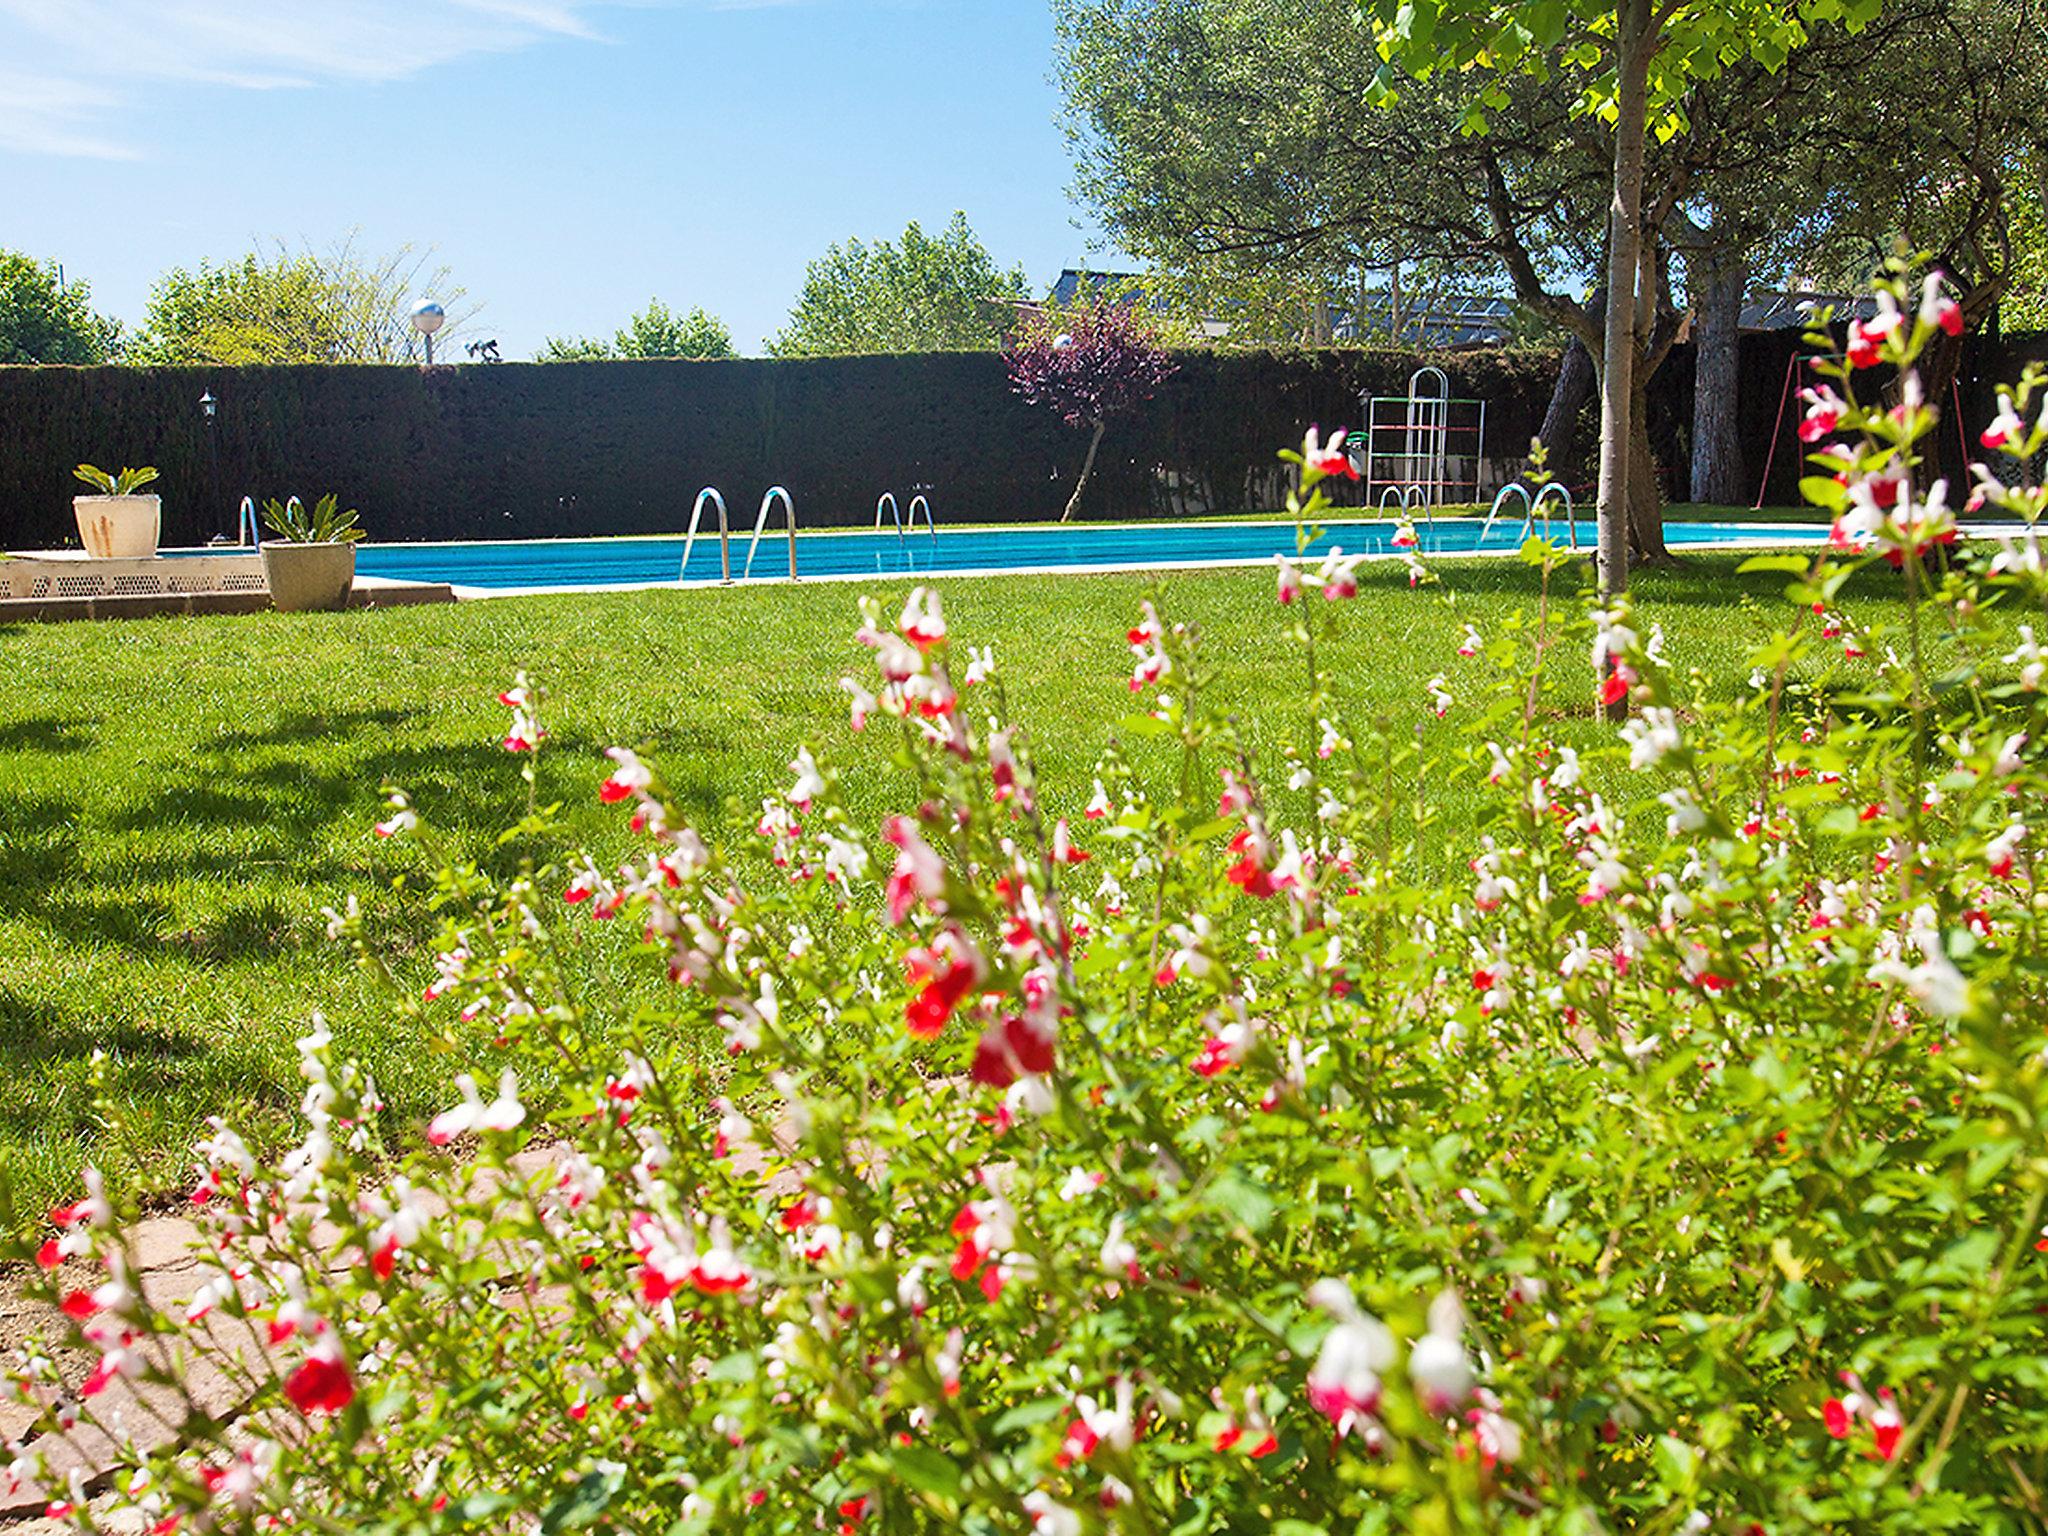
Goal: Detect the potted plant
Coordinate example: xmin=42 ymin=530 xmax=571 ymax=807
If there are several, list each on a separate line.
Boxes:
xmin=259 ymin=494 xmax=363 ymax=613
xmin=72 ymin=465 xmax=161 ymax=557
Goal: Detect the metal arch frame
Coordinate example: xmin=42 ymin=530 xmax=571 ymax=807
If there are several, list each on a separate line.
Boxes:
xmin=1359 ymin=367 xmax=1490 ymax=510
xmin=743 ymin=486 xmax=798 ymax=581
xmin=680 ymin=488 xmax=734 ymax=584
xmin=1405 ymin=366 xmax=1452 ymax=511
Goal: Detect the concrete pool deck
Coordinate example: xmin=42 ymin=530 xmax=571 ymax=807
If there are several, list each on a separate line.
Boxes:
xmin=0 ymin=550 xmax=455 ymax=621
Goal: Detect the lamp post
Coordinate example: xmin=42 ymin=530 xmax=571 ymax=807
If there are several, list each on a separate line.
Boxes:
xmin=410 ymin=299 xmax=447 ymax=366
xmin=199 ymin=389 xmax=225 ymax=543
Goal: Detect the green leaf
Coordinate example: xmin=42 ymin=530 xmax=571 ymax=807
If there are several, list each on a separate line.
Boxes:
xmin=989 ymin=1397 xmax=1067 ymax=1438
xmin=450 ymin=1493 xmax=518 ymax=1523
xmin=887 ymin=1444 xmax=964 ymax=1501
xmin=707 ymin=1350 xmax=756 ymax=1383
xmin=1798 ymin=475 xmax=1849 ymax=512
xmin=540 ymin=1466 xmax=625 ymax=1534
xmin=1736 ymin=554 xmax=1812 ymax=575
xmin=1652 ymin=1434 xmax=1700 ymax=1492
xmin=1210 ymin=1169 xmax=1278 ymax=1233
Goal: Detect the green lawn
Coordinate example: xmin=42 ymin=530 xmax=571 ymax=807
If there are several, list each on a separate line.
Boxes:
xmin=0 ymin=551 xmax=1946 ymax=1222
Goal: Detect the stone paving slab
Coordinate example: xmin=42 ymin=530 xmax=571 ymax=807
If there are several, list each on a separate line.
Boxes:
xmin=0 ymin=1124 xmax=831 ymax=1529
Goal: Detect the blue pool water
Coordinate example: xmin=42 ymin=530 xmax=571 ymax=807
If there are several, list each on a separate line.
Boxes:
xmin=349 ymin=519 xmax=1830 ymax=592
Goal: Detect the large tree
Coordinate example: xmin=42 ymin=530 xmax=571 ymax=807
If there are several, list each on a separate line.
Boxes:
xmin=538 ymin=299 xmax=737 ymax=362
xmin=131 ymin=238 xmax=472 ymax=365
xmin=1059 ymin=0 xmax=1680 ymax=544
xmin=768 ymin=212 xmax=1031 ymax=357
xmin=1756 ymin=0 xmax=2048 ymax=479
xmin=1058 ymin=0 xmax=2011 ymax=554
xmin=1363 ymin=0 xmax=1883 ymax=594
xmin=0 ymin=251 xmax=121 ymax=363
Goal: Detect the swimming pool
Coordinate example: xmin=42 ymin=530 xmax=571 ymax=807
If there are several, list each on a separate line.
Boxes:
xmin=350 ymin=518 xmax=1833 ymax=594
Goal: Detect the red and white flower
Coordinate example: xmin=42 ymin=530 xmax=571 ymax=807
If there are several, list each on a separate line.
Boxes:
xmin=1305 ymin=1279 xmax=1396 ymax=1436
xmin=426 ymin=1069 xmax=527 ymax=1146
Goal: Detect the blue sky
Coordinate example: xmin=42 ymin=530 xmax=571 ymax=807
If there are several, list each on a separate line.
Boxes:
xmin=0 ymin=0 xmax=1122 ymax=357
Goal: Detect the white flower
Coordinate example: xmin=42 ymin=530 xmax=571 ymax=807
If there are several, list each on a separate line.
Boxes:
xmin=1619 ymin=707 xmax=1682 ymax=770
xmin=1409 ymin=1291 xmax=1475 ymax=1413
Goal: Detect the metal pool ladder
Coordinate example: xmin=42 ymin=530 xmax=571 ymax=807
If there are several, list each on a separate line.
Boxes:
xmin=679 ymin=488 xmax=734 ymax=583
xmin=1481 ymin=482 xmax=1578 ymax=550
xmin=238 ymin=496 xmax=262 ymax=546
xmin=1378 ymin=482 xmax=1435 ymax=536
xmin=875 ymin=491 xmax=937 ymax=540
xmin=743 ymin=487 xmax=798 ymax=581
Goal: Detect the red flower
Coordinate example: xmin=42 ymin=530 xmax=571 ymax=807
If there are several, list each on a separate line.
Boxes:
xmin=284 ymin=1349 xmax=355 ymax=1416
xmin=905 ymin=958 xmax=979 ymax=1041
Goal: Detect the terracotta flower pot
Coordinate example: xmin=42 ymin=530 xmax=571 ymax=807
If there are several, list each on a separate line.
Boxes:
xmin=261 ymin=541 xmax=357 ymax=613
xmin=72 ymin=494 xmax=161 ymax=559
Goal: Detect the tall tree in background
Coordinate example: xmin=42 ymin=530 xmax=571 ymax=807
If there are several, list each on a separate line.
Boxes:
xmin=0 ymin=251 xmax=122 ymax=363
xmin=1762 ymin=0 xmax=2047 ymax=480
xmin=769 ymin=212 xmax=1030 ymax=357
xmin=131 ymin=237 xmax=472 ymax=365
xmin=538 ymin=299 xmax=736 ymax=361
xmin=1364 ymin=0 xmax=1883 ymax=595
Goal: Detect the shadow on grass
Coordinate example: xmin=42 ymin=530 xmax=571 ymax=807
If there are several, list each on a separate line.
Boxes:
xmin=0 ymin=985 xmax=203 ymax=1070
xmin=0 ymin=696 xmax=715 ymax=969
xmin=0 ymin=717 xmax=99 ymax=754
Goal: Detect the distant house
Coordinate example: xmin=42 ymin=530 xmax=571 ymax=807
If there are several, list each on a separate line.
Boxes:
xmin=1739 ymin=291 xmax=1880 ymax=332
xmin=1029 ymin=270 xmax=1520 ymax=347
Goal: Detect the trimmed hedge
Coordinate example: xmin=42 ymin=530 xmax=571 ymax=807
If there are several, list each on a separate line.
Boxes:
xmin=0 ymin=350 xmax=1562 ymax=549
xmin=8 ymin=334 xmax=2045 ymax=549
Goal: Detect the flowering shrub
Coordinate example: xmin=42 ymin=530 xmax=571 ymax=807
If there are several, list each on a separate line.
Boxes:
xmin=1005 ymin=300 xmax=1177 ymax=523
xmin=7 ymin=270 xmax=2047 ymax=1533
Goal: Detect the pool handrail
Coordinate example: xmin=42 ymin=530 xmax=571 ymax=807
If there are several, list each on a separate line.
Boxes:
xmin=238 ymin=496 xmax=261 ymax=547
xmin=680 ymin=488 xmax=733 ymax=584
xmin=1535 ymin=483 xmax=1578 ymax=551
xmin=1481 ymin=483 xmax=1530 ymax=541
xmin=1378 ymin=482 xmax=1435 ymax=535
xmin=743 ymin=486 xmax=798 ymax=581
xmin=1481 ymin=481 xmax=1578 ymax=551
xmin=876 ymin=491 xmax=938 ymax=542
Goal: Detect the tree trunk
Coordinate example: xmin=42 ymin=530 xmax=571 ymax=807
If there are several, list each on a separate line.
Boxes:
xmin=1915 ymin=327 xmax=1967 ymax=492
xmin=1537 ymin=291 xmax=1605 ymax=472
xmin=1628 ymin=376 xmax=1669 ymax=562
xmin=1596 ymin=0 xmax=1654 ymax=599
xmin=1689 ymin=251 xmax=1746 ymax=506
xmin=1063 ymin=420 xmax=1108 ymax=523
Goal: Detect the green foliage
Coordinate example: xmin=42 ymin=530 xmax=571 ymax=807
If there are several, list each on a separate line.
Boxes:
xmin=12 ymin=325 xmax=2048 ymax=1524
xmin=0 ymin=251 xmax=122 ymax=364
xmin=768 ymin=211 xmax=1031 ymax=357
xmin=0 ymin=557 xmax=1875 ymax=1226
xmin=1361 ymin=0 xmax=1882 ymax=133
xmin=259 ymin=492 xmax=362 ymax=544
xmin=71 ymin=463 xmax=158 ymax=496
xmin=538 ymin=298 xmax=737 ymax=361
xmin=130 ymin=238 xmax=470 ymax=365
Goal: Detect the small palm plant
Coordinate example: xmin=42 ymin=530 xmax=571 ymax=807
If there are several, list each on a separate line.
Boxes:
xmin=260 ymin=493 xmax=363 ymax=544
xmin=72 ymin=464 xmax=159 ymax=496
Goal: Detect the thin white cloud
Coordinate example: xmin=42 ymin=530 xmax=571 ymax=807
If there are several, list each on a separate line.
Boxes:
xmin=0 ymin=0 xmax=705 ymax=157
xmin=0 ymin=68 xmax=139 ymax=159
